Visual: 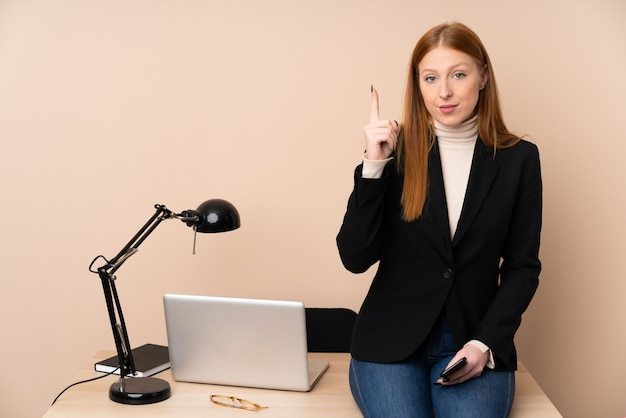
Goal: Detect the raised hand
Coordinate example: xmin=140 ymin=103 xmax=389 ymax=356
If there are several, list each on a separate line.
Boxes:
xmin=363 ymin=86 xmax=400 ymax=160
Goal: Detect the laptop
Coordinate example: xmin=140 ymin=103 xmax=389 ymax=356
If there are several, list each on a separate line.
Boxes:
xmin=163 ymin=294 xmax=329 ymax=392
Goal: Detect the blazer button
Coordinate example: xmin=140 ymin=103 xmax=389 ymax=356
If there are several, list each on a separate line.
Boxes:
xmin=443 ymin=268 xmax=454 ymax=279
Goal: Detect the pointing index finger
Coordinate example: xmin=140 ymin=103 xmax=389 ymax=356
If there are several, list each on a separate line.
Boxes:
xmin=370 ymin=85 xmax=379 ymax=123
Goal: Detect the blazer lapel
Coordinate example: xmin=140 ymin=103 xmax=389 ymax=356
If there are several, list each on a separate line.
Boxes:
xmin=452 ymin=140 xmax=499 ymax=247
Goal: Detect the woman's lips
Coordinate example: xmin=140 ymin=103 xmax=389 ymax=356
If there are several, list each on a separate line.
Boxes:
xmin=439 ymin=104 xmax=458 ymax=114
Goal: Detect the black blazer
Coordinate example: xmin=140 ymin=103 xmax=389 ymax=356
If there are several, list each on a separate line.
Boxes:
xmin=337 ymin=139 xmax=542 ymax=371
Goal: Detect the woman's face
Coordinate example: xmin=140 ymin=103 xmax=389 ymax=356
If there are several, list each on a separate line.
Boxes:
xmin=417 ymin=46 xmax=488 ymax=127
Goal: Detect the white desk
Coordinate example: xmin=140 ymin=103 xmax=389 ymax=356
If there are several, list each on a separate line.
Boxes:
xmin=43 ymin=352 xmax=561 ymax=417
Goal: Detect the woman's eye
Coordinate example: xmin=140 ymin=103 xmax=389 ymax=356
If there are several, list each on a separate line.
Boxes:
xmin=453 ymin=72 xmax=466 ymax=79
xmin=424 ymin=76 xmax=436 ymax=83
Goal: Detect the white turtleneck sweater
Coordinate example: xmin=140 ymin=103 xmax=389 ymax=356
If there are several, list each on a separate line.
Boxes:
xmin=435 ymin=115 xmax=478 ymax=238
xmin=361 ymin=115 xmax=495 ymax=368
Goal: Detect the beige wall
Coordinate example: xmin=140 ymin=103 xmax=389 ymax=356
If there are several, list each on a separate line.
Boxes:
xmin=1 ymin=1 xmax=624 ymax=417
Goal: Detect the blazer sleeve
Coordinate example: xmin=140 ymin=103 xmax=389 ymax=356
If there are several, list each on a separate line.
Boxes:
xmin=336 ymin=164 xmax=390 ymax=274
xmin=474 ymin=143 xmax=542 ymax=368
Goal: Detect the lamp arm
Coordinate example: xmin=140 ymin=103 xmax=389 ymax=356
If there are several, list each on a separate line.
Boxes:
xmin=105 ymin=204 xmax=173 ymax=275
xmin=97 ymin=268 xmax=134 ymax=378
xmin=92 ymin=204 xmax=175 ymax=380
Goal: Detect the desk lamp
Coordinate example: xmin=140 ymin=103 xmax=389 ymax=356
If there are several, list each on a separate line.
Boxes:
xmin=88 ymin=199 xmax=240 ymax=404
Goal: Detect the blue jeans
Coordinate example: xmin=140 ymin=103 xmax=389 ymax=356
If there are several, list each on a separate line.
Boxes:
xmin=349 ymin=314 xmax=515 ymax=418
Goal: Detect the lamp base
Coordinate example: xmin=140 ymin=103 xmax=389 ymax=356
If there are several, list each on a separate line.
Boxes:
xmin=109 ymin=377 xmax=171 ymax=405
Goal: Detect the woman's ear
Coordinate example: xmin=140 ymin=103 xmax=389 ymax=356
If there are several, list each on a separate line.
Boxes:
xmin=480 ymin=65 xmax=489 ymax=90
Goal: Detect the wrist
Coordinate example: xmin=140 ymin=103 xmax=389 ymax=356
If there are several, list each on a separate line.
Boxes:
xmin=465 ymin=340 xmax=495 ymax=369
xmin=362 ymin=154 xmax=393 ymax=179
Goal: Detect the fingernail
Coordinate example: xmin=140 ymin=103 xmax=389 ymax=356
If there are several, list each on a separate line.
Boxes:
xmin=371 ymin=84 xmax=373 ymax=93
xmin=394 ymin=120 xmax=399 ymax=126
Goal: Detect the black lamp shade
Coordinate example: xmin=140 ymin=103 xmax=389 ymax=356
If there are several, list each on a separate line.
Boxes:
xmin=194 ymin=199 xmax=241 ymax=233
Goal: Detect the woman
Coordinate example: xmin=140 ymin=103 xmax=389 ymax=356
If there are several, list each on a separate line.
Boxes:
xmin=336 ymin=22 xmax=542 ymax=417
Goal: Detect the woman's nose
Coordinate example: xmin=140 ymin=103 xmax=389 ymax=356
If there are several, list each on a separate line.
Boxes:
xmin=439 ymin=81 xmax=452 ymax=99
